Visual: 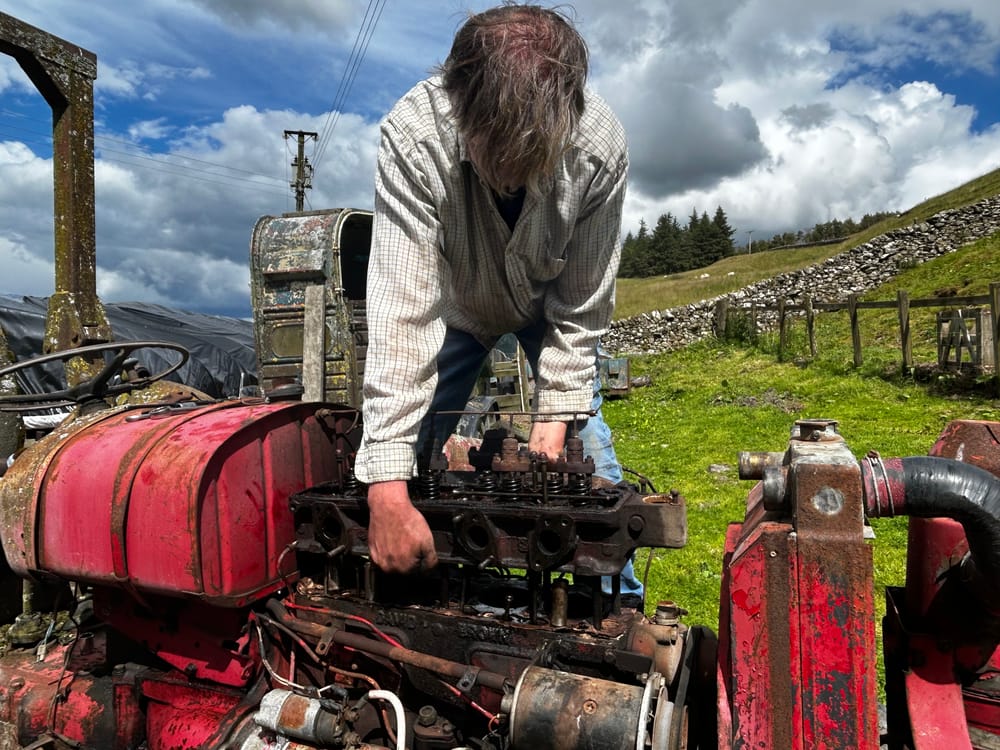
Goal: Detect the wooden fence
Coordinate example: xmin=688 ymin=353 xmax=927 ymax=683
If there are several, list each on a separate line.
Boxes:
xmin=713 ymin=281 xmax=1000 ymax=391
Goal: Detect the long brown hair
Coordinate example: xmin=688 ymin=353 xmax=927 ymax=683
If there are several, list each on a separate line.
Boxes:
xmin=439 ymin=3 xmax=588 ymax=196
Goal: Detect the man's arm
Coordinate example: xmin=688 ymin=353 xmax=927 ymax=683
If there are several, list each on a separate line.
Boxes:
xmin=356 ymin=114 xmax=445 ymax=573
xmin=534 ymin=147 xmax=628 ymax=420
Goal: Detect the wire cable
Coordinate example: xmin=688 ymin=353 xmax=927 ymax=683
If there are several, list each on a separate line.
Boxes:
xmin=313 ymin=0 xmax=387 ymax=172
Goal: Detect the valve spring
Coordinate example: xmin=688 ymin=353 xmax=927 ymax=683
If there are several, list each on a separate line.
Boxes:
xmin=546 ymin=473 xmax=564 ymax=495
xmin=566 ymin=473 xmax=591 ymax=496
xmin=478 ymin=471 xmax=498 ymax=492
xmin=418 ymin=470 xmax=440 ymax=500
xmin=499 ymin=473 xmax=522 ymax=494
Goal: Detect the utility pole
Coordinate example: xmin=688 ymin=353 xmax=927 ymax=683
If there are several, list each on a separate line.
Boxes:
xmin=284 ymin=130 xmax=318 ymax=211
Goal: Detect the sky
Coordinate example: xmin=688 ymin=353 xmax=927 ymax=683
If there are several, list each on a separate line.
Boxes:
xmin=1 ymin=0 xmax=999 ymax=319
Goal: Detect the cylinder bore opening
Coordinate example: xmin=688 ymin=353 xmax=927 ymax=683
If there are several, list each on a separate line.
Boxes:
xmin=537 ymin=528 xmax=565 ymax=557
xmin=464 ymin=523 xmax=491 ymax=552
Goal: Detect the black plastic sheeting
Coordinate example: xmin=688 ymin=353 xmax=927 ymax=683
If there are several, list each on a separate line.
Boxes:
xmin=0 ymin=295 xmax=258 ymax=400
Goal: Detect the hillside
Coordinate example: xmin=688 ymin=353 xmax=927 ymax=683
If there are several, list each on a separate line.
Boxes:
xmin=606 ymin=194 xmax=1000 ymax=355
xmin=601 ymin=164 xmax=1000 ymax=645
xmin=612 ymin=165 xmax=1000 ymax=323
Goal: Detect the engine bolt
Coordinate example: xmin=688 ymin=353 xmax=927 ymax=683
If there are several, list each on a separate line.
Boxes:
xmin=418 ymin=705 xmax=438 ymax=727
xmin=654 ymin=600 xmax=682 ymax=625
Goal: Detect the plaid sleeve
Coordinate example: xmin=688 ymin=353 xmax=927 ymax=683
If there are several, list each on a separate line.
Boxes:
xmin=354 ymin=119 xmax=446 ymax=484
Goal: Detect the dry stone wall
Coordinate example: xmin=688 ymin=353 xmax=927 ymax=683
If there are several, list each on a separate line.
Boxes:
xmin=605 ymin=195 xmax=1000 ymax=355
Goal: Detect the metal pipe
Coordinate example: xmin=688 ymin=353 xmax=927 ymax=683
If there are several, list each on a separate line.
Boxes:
xmin=265 ymin=600 xmax=509 ymax=691
xmin=863 ymin=454 xmax=1000 ymax=600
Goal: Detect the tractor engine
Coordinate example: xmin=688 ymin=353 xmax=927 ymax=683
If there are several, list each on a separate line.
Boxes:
xmin=0 ymin=396 xmax=708 ymax=750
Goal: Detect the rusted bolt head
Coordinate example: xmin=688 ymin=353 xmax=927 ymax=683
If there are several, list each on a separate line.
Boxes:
xmin=582 ymin=699 xmax=598 ymax=714
xmin=418 ymin=705 xmax=438 ymax=727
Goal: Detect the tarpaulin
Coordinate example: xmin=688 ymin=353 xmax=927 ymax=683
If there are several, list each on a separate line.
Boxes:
xmin=0 ymin=296 xmax=257 ymax=400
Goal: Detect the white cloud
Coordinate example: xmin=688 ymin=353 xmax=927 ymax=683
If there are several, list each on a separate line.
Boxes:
xmin=184 ymin=0 xmax=357 ymax=35
xmin=0 ymin=237 xmax=55 ymax=298
xmin=127 ymin=118 xmax=174 ymax=141
xmin=2 ymin=0 xmax=1000 ymax=315
xmin=574 ymin=0 xmax=1000 ymax=240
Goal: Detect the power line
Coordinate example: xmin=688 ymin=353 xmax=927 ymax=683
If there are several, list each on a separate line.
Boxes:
xmin=1 ymin=111 xmax=288 ymax=185
xmin=0 ymin=118 xmax=288 ymax=197
xmin=96 ymin=130 xmax=288 ymax=183
xmin=312 ymin=0 xmax=387 ymax=172
xmin=96 ymin=143 xmax=286 ymax=189
xmin=312 ymin=0 xmax=378 ymax=167
xmin=99 ymin=153 xmax=288 ymax=198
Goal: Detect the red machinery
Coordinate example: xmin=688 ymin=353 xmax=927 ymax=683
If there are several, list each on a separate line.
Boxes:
xmin=1 ymin=343 xmax=1000 ymax=749
xmin=5 ymin=9 xmax=1000 ymax=748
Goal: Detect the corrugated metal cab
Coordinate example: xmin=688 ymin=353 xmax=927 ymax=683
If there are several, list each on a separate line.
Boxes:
xmin=250 ymin=208 xmax=372 ymax=406
xmin=0 ymin=400 xmax=353 ymax=606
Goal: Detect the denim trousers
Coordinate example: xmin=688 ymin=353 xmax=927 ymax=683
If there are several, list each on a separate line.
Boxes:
xmin=417 ymin=322 xmax=643 ymax=598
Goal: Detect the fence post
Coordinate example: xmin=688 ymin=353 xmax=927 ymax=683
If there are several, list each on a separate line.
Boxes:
xmin=991 ymin=282 xmax=1000 ymax=397
xmin=778 ymin=299 xmax=787 ymax=361
xmin=805 ymin=296 xmax=816 ymax=357
xmin=897 ymin=290 xmax=912 ymax=375
xmin=714 ymin=298 xmax=729 ymax=339
xmin=848 ymin=294 xmax=863 ymax=368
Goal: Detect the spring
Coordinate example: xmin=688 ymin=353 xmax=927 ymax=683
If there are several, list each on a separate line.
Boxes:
xmin=478 ymin=470 xmax=498 ymax=492
xmin=417 ymin=468 xmax=440 ymax=500
xmin=566 ymin=472 xmax=591 ymax=497
xmin=546 ymin=472 xmax=564 ymax=495
xmin=499 ymin=472 xmax=522 ymax=495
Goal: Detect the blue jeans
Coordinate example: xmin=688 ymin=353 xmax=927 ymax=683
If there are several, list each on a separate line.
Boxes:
xmin=417 ymin=324 xmax=643 ymax=599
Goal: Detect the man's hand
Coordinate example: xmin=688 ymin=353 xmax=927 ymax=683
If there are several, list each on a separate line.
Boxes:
xmin=366 ymin=480 xmax=439 ymax=573
xmin=528 ymin=420 xmax=567 ymax=460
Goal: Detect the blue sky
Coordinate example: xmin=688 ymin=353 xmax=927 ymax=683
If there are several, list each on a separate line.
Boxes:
xmin=1 ymin=0 xmax=999 ymax=318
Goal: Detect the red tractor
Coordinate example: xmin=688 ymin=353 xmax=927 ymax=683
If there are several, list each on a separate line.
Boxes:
xmin=2 ymin=11 xmax=1000 ymax=749
xmin=2 ymin=342 xmax=1000 ymax=749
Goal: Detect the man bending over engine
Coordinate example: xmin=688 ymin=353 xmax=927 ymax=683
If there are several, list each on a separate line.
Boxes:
xmin=355 ymin=3 xmax=641 ymax=600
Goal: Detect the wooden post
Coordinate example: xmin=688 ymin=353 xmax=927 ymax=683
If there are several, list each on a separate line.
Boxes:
xmin=778 ymin=299 xmax=787 ymax=361
xmin=714 ymin=298 xmax=730 ymax=339
xmin=849 ymin=294 xmax=863 ymax=368
xmin=991 ymin=282 xmax=1000 ymax=396
xmin=897 ymin=290 xmax=912 ymax=375
xmin=805 ymin=296 xmax=816 ymax=357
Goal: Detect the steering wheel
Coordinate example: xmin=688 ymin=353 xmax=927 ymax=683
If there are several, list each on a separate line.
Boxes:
xmin=0 ymin=341 xmax=190 ymax=412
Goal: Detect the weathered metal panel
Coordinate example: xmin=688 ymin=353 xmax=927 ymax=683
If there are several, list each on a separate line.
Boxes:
xmin=6 ymin=401 xmax=344 ymax=605
xmin=721 ymin=420 xmax=879 ymax=749
xmin=250 ymin=209 xmax=372 ymax=405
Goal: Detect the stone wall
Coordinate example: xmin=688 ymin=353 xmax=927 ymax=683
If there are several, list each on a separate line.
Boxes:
xmin=605 ymin=195 xmax=1000 ymax=355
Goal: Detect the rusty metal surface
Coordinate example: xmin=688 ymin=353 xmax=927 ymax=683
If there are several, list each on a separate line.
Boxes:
xmin=507 ymin=666 xmax=644 ymax=750
xmin=1 ymin=401 xmax=347 ymax=604
xmin=0 ymin=12 xmax=112 ymax=361
xmin=250 ymin=209 xmax=372 ymax=404
xmin=721 ymin=419 xmax=879 ymax=749
xmin=0 ymin=636 xmax=127 ymax=748
xmin=881 ymin=419 xmax=1000 ymax=748
xmin=293 ymin=414 xmax=682 ymax=600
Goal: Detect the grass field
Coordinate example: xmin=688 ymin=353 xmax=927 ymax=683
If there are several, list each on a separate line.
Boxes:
xmin=602 ymin=171 xmax=1000 ymax=693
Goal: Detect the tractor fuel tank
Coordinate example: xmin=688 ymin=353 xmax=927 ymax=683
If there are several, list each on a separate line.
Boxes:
xmin=0 ymin=400 xmax=353 ymax=606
